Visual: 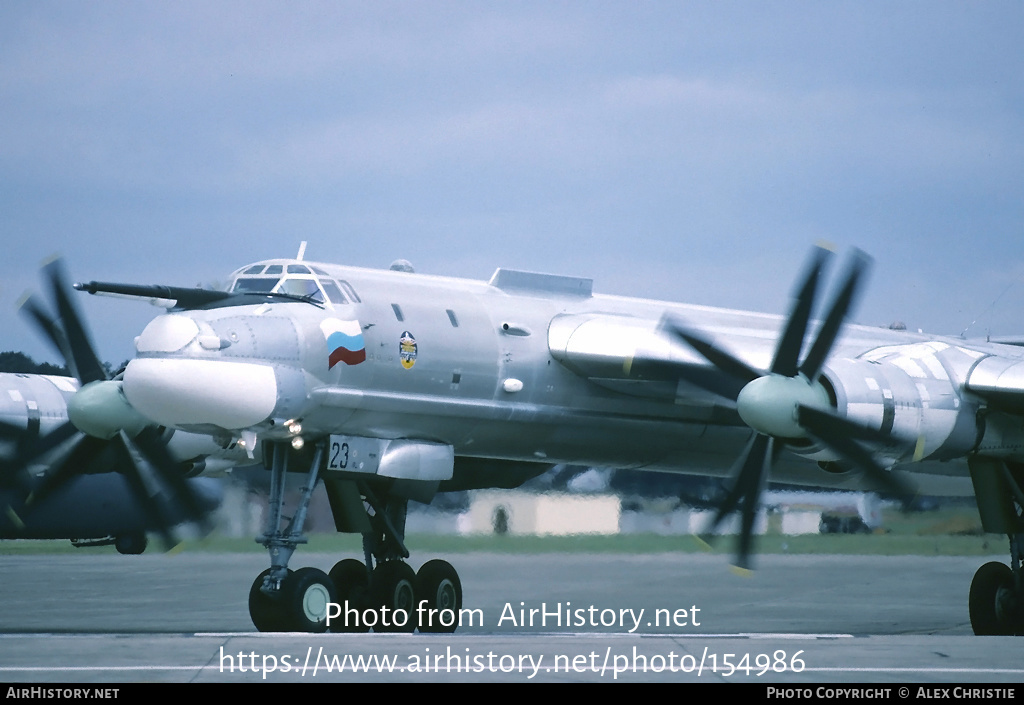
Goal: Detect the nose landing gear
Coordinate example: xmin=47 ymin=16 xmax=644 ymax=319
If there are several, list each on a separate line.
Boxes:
xmin=246 ymin=441 xmax=464 ymax=633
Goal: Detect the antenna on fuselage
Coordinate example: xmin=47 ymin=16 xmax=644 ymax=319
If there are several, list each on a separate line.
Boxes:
xmin=960 ymin=280 xmax=1014 ymax=339
xmin=296 ymin=241 xmax=307 ymax=261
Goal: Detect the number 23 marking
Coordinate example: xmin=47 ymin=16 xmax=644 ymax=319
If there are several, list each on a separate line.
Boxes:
xmin=330 ymin=441 xmax=349 ymax=469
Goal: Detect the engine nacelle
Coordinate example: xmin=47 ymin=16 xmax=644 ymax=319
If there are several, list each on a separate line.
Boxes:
xmin=812 ymin=342 xmax=983 ymax=467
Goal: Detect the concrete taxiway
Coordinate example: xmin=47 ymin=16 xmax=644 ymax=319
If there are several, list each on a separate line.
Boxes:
xmin=0 ymin=551 xmax=1020 ymax=683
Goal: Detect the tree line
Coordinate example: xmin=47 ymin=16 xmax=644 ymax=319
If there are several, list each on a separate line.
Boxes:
xmin=0 ymin=351 xmax=128 ymax=377
xmin=0 ymin=351 xmax=68 ymax=375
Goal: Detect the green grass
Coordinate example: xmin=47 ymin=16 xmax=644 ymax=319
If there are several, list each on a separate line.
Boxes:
xmin=0 ymin=507 xmax=1005 ymax=557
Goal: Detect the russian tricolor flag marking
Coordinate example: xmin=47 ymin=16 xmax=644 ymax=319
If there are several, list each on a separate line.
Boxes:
xmin=321 ymin=318 xmax=366 ymax=368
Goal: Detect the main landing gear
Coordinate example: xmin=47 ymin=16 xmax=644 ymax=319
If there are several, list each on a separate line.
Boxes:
xmin=247 ymin=442 xmax=463 ymax=633
xmin=968 ymin=459 xmax=1023 ymax=636
xmin=969 ymin=530 xmax=1022 ymax=635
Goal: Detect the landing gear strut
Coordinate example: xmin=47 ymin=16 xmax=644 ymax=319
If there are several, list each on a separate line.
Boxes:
xmin=249 ymin=442 xmax=337 ymax=632
xmin=246 ymin=441 xmax=464 ymax=633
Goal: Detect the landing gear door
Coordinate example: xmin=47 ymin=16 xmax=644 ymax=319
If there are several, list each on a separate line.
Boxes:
xmin=326 ymin=435 xmax=454 ymax=481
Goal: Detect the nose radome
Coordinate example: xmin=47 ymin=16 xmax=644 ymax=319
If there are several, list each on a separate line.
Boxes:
xmin=122 ymin=358 xmax=278 ymax=431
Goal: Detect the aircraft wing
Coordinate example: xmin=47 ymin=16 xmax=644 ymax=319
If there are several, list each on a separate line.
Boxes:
xmin=965 ymin=354 xmax=1024 ymax=414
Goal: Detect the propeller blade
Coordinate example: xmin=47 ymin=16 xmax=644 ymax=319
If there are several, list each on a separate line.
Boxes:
xmin=130 ymin=426 xmax=211 ymax=528
xmin=796 ymin=404 xmax=892 ymax=446
xmin=4 ymin=420 xmax=79 ymax=475
xmin=44 ymin=259 xmax=108 ymax=385
xmin=770 ymin=246 xmax=831 ymax=377
xmin=20 ymin=434 xmax=106 ymax=511
xmin=108 ymin=433 xmax=181 ymax=550
xmin=702 ymin=433 xmax=771 ymax=542
xmin=673 ymin=365 xmax=749 ymax=402
xmin=661 ymin=317 xmax=762 ymax=396
xmin=627 ymin=355 xmax=748 ymax=401
xmin=19 ymin=294 xmax=73 ymax=374
xmin=796 ymin=405 xmax=915 ymax=497
xmin=736 ymin=436 xmax=778 ymax=570
xmin=798 ymin=250 xmax=871 ymax=382
xmin=0 ymin=419 xmax=28 ymax=480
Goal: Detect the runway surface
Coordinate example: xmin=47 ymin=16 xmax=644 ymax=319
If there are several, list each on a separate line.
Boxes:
xmin=0 ymin=551 xmax=1020 ymax=683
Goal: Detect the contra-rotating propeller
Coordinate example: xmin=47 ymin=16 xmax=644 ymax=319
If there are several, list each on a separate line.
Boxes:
xmin=660 ymin=245 xmax=911 ymax=570
xmin=5 ymin=258 xmax=211 ymax=548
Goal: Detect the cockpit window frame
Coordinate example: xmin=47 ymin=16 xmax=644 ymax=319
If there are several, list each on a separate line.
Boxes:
xmin=318 ymin=279 xmax=348 ymax=305
xmin=231 ymin=277 xmax=278 ymax=294
xmin=228 ymin=265 xmax=359 ymax=311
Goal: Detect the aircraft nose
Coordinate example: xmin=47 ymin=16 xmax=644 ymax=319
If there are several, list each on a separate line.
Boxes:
xmin=122 ymin=358 xmax=278 ymax=431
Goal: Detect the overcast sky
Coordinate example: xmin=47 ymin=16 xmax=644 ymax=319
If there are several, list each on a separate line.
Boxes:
xmin=2 ymin=1 xmax=1023 ymax=367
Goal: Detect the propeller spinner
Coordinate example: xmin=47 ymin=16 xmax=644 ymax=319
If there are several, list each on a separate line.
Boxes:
xmin=661 ymin=246 xmax=910 ymax=570
xmin=6 ymin=259 xmax=212 ymax=549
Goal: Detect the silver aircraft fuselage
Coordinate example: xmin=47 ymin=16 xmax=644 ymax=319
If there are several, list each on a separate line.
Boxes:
xmin=117 ymin=258 xmax=1024 ymax=496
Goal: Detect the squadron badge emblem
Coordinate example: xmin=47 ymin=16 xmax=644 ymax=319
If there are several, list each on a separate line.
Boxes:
xmin=399 ymin=331 xmax=418 ymax=370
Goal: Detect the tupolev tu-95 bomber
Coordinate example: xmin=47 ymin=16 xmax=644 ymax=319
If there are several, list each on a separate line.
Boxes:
xmin=17 ymin=244 xmax=1024 ymax=636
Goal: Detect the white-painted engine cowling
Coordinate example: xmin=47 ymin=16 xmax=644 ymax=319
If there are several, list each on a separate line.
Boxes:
xmin=818 ymin=356 xmax=981 ymax=464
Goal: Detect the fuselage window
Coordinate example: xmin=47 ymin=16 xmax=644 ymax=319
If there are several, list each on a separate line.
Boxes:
xmin=446 ymin=309 xmax=459 ymax=327
xmin=392 ymin=304 xmax=405 ymax=322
